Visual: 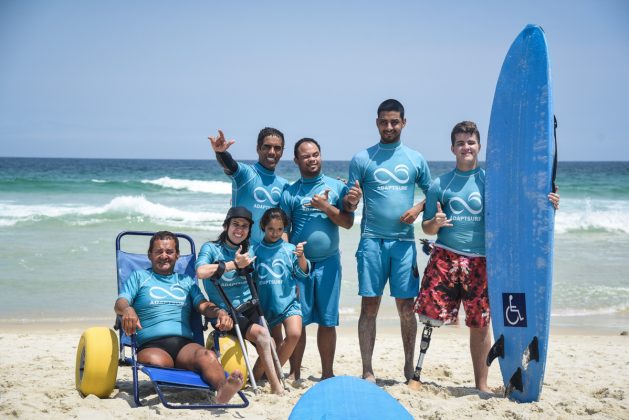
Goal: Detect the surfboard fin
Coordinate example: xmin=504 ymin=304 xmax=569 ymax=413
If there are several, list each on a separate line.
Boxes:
xmin=486 ymin=334 xmax=504 ymax=366
xmin=505 ymin=368 xmax=523 ymax=397
xmin=525 ymin=336 xmax=539 ymax=363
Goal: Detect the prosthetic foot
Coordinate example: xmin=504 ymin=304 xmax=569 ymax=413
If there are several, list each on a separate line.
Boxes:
xmin=408 ymin=316 xmax=443 ymax=390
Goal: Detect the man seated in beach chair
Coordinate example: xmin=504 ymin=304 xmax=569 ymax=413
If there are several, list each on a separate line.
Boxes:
xmin=114 ymin=231 xmax=244 ymax=404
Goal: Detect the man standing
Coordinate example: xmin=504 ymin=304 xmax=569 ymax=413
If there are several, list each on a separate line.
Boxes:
xmin=281 ymin=138 xmax=354 ymax=383
xmin=209 ymin=128 xmax=288 ymax=245
xmin=343 ymin=99 xmax=432 ymax=382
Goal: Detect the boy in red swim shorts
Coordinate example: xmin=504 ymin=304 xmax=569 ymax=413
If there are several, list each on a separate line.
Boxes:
xmin=414 ymin=121 xmax=559 ymax=392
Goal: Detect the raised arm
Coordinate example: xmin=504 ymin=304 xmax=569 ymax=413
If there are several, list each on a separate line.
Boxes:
xmin=294 ymin=241 xmax=310 ymax=273
xmin=307 ymin=189 xmax=355 ymax=229
xmin=208 ymin=129 xmax=238 ymax=175
xmin=342 ymin=180 xmax=362 ymax=212
xmin=196 ymin=246 xmax=256 ymax=279
xmin=421 ymin=202 xmax=452 ymax=235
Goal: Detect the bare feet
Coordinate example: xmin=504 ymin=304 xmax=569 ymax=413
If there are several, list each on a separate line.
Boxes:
xmin=271 ymin=384 xmax=285 ymax=395
xmin=291 ymin=378 xmax=308 ymax=389
xmin=321 ymin=373 xmax=335 ymax=380
xmin=215 ymin=370 xmax=244 ymax=404
xmin=362 ymin=372 xmax=376 ymax=383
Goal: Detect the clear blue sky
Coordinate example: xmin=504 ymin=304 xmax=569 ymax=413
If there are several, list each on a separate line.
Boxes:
xmin=1 ymin=0 xmax=627 ymax=161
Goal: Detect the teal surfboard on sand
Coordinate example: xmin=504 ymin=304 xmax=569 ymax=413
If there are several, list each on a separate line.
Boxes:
xmin=485 ymin=25 xmax=557 ymax=403
xmin=289 ymin=376 xmax=412 ymax=419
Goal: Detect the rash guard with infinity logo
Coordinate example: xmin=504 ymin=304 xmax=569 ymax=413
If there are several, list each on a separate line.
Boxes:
xmin=118 ymin=270 xmax=205 ymax=346
xmin=196 ymin=241 xmax=254 ymax=310
xmin=423 ymin=167 xmax=485 ymax=256
xmin=231 ymin=162 xmax=288 ymax=245
xmin=280 ymin=174 xmax=349 ymax=262
xmin=253 ymin=239 xmax=309 ymax=322
xmin=348 ymin=140 xmax=431 ymax=240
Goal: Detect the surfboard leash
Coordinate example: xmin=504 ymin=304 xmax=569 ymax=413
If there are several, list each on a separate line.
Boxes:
xmin=552 ymin=115 xmax=558 ymax=193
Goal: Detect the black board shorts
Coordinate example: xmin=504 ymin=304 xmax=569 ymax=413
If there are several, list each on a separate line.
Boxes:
xmin=138 ymin=336 xmax=196 ymax=362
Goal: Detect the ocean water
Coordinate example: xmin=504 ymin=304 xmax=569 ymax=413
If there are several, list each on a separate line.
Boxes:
xmin=1 ymin=158 xmax=628 ymax=331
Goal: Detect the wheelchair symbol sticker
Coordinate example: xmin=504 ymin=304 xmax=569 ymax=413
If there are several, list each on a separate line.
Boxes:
xmin=502 ymin=293 xmax=527 ymax=327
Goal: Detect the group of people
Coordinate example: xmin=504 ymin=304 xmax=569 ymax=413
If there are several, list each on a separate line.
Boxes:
xmin=114 ymin=99 xmax=560 ymax=403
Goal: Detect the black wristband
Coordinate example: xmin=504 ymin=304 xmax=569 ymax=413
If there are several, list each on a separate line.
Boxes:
xmin=209 ymin=260 xmax=226 ymax=282
xmin=216 ymin=151 xmax=238 ymax=174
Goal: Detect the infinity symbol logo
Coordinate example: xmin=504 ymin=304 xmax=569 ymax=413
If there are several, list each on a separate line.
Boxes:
xmin=258 ymin=259 xmax=288 ymax=279
xmin=254 ymin=187 xmax=282 ymax=205
xmin=449 ymin=192 xmax=482 ymax=215
xmin=220 ymin=270 xmax=239 ymax=282
xmin=374 ymin=164 xmax=410 ymax=184
xmin=149 ymin=284 xmax=186 ymax=300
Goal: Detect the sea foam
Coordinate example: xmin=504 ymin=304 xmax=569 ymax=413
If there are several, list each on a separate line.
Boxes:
xmin=554 ymin=199 xmax=629 ymax=234
xmin=0 ymin=196 xmax=225 ymax=228
xmin=141 ymin=177 xmax=231 ymax=195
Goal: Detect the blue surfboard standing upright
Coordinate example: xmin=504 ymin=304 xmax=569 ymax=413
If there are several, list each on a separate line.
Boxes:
xmin=485 ymin=24 xmax=557 ymax=403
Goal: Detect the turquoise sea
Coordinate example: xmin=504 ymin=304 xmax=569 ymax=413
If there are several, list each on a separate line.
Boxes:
xmin=1 ymin=158 xmax=628 ymax=331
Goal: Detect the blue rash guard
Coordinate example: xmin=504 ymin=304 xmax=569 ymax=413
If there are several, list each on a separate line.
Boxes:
xmin=253 ymin=239 xmax=309 ymax=324
xmin=280 ymin=173 xmax=349 ymax=262
xmin=423 ymin=167 xmax=485 ymax=256
xmin=348 ymin=140 xmax=431 ymax=240
xmin=230 ymin=162 xmax=288 ymax=245
xmin=118 ymin=270 xmax=206 ymax=347
xmin=196 ymin=241 xmax=255 ymax=310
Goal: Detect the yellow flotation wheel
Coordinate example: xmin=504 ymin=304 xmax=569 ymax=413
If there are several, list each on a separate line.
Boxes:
xmin=206 ymin=331 xmax=248 ymax=389
xmin=75 ymin=327 xmax=119 ymax=398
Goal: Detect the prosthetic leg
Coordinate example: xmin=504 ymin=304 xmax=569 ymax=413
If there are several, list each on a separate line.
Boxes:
xmin=408 ymin=315 xmax=443 ymax=390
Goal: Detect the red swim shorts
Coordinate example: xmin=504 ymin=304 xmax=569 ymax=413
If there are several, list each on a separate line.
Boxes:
xmin=414 ymin=246 xmax=490 ymax=328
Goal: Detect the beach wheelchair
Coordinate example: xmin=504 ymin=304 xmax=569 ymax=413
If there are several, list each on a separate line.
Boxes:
xmin=75 ymin=230 xmax=249 ymax=409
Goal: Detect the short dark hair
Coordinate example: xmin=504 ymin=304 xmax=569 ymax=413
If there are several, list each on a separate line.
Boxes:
xmin=377 ymin=99 xmax=405 ymax=119
xmin=293 ymin=137 xmax=321 ymax=158
xmin=450 ymin=121 xmax=480 ymax=146
xmin=260 ymin=207 xmax=289 ymax=232
xmin=148 ymin=231 xmax=179 ymax=254
xmin=257 ymin=127 xmax=285 ymax=148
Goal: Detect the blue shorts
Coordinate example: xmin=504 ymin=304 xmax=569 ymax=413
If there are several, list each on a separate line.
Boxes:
xmin=356 ymin=238 xmax=419 ymax=299
xmin=297 ymin=252 xmax=341 ymax=327
xmin=266 ymin=299 xmax=302 ymax=329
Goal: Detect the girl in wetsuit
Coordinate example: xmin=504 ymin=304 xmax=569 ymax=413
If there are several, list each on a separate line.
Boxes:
xmin=253 ymin=208 xmax=309 ymax=372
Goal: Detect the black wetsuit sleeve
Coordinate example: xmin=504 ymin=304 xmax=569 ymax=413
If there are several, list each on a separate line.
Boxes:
xmin=216 ymin=151 xmax=238 ymax=175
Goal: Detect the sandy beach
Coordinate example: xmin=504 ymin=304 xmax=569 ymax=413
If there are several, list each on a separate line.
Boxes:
xmin=1 ymin=321 xmax=627 ymax=419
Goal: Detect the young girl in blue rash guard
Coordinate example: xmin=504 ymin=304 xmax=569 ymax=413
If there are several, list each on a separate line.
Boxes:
xmin=254 ymin=208 xmax=310 ymax=373
xmin=195 ymin=207 xmax=284 ymax=395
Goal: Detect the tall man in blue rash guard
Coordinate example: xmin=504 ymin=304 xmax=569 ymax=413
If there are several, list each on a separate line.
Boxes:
xmin=414 ymin=121 xmax=560 ymax=391
xmin=343 ymin=99 xmax=432 ymax=382
xmin=209 ymin=127 xmax=288 ymax=245
xmin=281 ymin=138 xmax=355 ymax=382
xmin=115 ymin=231 xmax=243 ymax=403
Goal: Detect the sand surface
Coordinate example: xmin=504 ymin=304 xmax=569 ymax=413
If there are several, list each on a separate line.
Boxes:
xmin=1 ymin=323 xmax=627 ymax=419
